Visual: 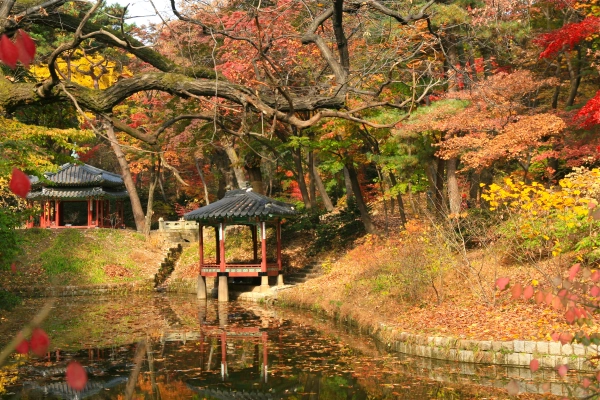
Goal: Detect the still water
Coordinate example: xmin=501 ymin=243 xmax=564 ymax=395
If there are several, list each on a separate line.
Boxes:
xmin=0 ymin=295 xmax=573 ymax=399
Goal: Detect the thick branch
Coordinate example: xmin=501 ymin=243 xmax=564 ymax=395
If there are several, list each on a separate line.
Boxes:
xmin=27 ymin=12 xmax=216 ymax=78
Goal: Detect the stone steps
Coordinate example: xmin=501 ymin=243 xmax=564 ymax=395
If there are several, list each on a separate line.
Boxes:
xmin=284 ymin=262 xmax=321 ymax=285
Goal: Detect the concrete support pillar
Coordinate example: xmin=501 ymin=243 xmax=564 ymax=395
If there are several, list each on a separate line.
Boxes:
xmin=198 ymin=300 xmax=207 ymax=323
xmin=218 ymin=275 xmax=229 ymax=302
xmin=277 ymin=274 xmax=284 ymax=286
xmin=197 ymin=275 xmax=207 ymax=299
xmin=260 ymin=275 xmax=269 ymax=293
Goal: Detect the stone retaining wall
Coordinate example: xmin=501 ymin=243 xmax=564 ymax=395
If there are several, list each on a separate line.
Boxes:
xmin=385 ymin=331 xmax=596 ymax=371
xmin=277 ymin=297 xmax=597 ymax=372
xmin=5 ymin=280 xmax=154 ymax=297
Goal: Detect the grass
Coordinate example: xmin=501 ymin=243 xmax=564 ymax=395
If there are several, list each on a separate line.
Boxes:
xmin=1 ymin=228 xmax=165 ymax=287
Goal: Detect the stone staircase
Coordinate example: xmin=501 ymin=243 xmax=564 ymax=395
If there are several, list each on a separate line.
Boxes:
xmin=283 ymin=261 xmax=321 ymax=285
xmin=153 ymin=244 xmax=184 ymax=288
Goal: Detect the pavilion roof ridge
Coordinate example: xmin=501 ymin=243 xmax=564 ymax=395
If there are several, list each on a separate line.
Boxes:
xmin=32 ymin=163 xmax=124 ymax=188
xmin=184 ymin=189 xmax=297 ymax=222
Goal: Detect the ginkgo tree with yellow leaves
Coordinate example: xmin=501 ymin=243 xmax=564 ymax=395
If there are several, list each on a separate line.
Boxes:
xmin=30 ymin=49 xmax=132 ymax=90
xmin=481 ymin=169 xmax=600 ymax=264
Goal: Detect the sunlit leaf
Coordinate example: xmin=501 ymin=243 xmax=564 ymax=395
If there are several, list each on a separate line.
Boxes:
xmin=66 ymin=361 xmax=88 ymax=391
xmin=568 ymin=263 xmax=581 ymax=281
xmin=15 ymin=30 xmax=35 ymax=67
xmin=9 ymin=168 xmax=30 ymax=198
xmin=523 ymin=285 xmax=534 ymax=300
xmin=530 ymin=359 xmax=539 ymax=372
xmin=511 ymin=283 xmax=522 ymax=299
xmin=15 ymin=335 xmax=28 ymax=354
xmin=506 ymin=379 xmax=519 ymax=395
xmin=557 ymin=364 xmax=568 ymax=377
xmin=0 ymin=35 xmax=18 ymax=69
xmin=30 ymin=328 xmax=49 ymax=357
xmin=496 ymin=277 xmax=510 ymax=291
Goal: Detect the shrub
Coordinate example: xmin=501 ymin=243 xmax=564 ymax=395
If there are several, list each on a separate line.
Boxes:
xmin=0 ymin=290 xmax=21 ymax=311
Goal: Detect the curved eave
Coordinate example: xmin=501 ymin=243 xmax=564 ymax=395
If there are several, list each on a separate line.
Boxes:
xmin=27 ymin=187 xmax=129 ymax=200
xmin=183 ymin=190 xmax=297 ymax=222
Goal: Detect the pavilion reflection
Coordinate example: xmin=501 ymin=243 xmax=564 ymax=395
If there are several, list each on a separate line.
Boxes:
xmin=160 ymin=300 xmax=281 ymax=385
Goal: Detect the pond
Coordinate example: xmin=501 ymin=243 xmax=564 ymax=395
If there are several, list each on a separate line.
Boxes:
xmin=0 ymin=295 xmax=577 ymax=399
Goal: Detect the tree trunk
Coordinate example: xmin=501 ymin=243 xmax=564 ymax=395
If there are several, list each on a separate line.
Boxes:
xmin=343 ymin=166 xmax=354 ymax=202
xmin=447 ymin=157 xmax=461 ymax=215
xmin=345 ymin=162 xmax=377 ymax=234
xmin=313 ymin=164 xmax=334 ymax=212
xmin=292 ymin=147 xmax=312 ymax=210
xmin=388 ymin=172 xmax=407 ymax=227
xmin=435 ymin=157 xmax=445 ymax=213
xmin=195 ymin=157 xmax=210 ymax=205
xmin=223 ymin=144 xmax=247 ymax=189
xmin=566 ymin=49 xmax=582 ymax=107
xmin=143 ymin=161 xmax=159 ymax=237
xmin=307 ymin=150 xmax=317 ymax=209
xmin=214 ymin=149 xmax=236 ymax=198
xmin=105 ymin=121 xmax=146 ymax=232
xmin=244 ymin=153 xmax=264 ymax=194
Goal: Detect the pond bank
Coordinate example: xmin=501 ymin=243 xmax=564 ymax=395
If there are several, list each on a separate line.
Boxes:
xmin=4 ymin=276 xmax=594 ymax=374
xmin=276 ymin=293 xmax=597 ymax=373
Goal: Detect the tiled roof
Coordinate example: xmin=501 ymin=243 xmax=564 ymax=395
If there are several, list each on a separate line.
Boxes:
xmin=184 ymin=189 xmax=297 ymax=222
xmin=27 ymin=187 xmax=129 ymax=200
xmin=34 ymin=163 xmax=124 ymax=187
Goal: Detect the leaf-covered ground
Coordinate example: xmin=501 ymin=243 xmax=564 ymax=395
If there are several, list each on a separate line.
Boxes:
xmin=281 ymin=229 xmax=590 ymax=343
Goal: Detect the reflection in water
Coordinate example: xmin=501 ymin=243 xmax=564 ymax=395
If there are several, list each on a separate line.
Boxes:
xmin=0 ymin=295 xmax=572 ymax=399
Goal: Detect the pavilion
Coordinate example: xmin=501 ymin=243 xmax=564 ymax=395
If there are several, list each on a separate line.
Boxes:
xmin=26 ymin=163 xmax=128 ymax=229
xmin=184 ymin=188 xmax=297 ymax=302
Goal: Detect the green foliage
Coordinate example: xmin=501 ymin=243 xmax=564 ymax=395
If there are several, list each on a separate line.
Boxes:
xmin=0 ymin=208 xmax=25 ymax=270
xmin=0 ymin=290 xmax=21 ymax=311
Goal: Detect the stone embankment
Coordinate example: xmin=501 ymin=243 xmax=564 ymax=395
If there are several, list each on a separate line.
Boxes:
xmin=277 ymin=296 xmax=597 ymax=374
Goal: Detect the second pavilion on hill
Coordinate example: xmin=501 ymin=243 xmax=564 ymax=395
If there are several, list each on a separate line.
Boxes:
xmin=184 ymin=188 xmax=297 ymax=302
xmin=26 ymin=163 xmax=129 ymax=229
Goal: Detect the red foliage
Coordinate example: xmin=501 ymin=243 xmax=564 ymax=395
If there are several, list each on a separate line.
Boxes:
xmin=29 ymin=328 xmax=49 ymax=357
xmin=66 ymin=361 xmax=88 ymax=391
xmin=535 ymin=16 xmax=600 ymax=59
xmin=575 ymin=90 xmax=600 ymax=128
xmin=78 ymin=144 xmax=102 ymax=163
xmin=15 ymin=336 xmax=28 ymax=354
xmin=9 ymin=168 xmax=31 ymax=198
xmin=0 ymin=35 xmax=18 ymax=69
xmin=16 ymin=30 xmax=35 ymax=68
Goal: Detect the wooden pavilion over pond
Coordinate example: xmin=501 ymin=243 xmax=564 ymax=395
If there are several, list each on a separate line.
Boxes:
xmin=26 ymin=163 xmax=129 ymax=229
xmin=184 ymin=189 xmax=297 ymax=302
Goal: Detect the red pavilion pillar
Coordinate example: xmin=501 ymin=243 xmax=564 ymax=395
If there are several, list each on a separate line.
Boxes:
xmin=218 ymin=222 xmax=228 ymax=302
xmin=252 ymin=224 xmax=258 ymax=263
xmin=260 ymin=221 xmax=269 ymax=292
xmin=54 ymin=200 xmax=60 ymax=227
xmin=87 ymin=199 xmax=92 ymax=227
xmin=197 ymin=224 xmax=207 ymax=300
xmin=276 ymin=219 xmax=283 ymax=286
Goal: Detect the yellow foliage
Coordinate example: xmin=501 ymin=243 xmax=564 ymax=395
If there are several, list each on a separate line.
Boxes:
xmin=30 ymin=50 xmax=132 ymax=89
xmin=482 ymin=169 xmax=600 ymax=257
